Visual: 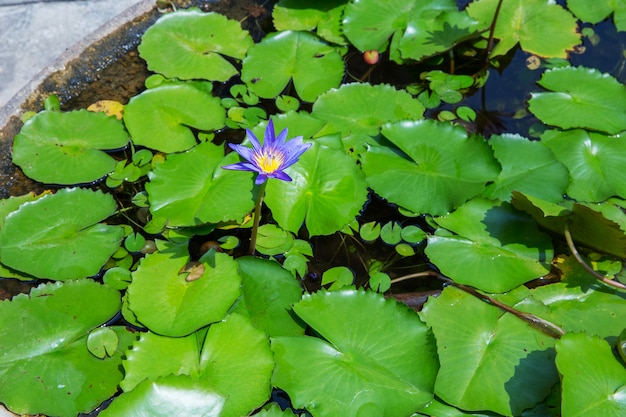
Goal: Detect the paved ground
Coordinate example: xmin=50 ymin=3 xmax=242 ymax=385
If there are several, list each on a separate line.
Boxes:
xmin=0 ymin=0 xmax=143 ymax=109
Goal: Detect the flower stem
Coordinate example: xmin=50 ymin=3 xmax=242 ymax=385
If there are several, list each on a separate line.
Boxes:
xmin=248 ymin=181 xmax=267 ymax=255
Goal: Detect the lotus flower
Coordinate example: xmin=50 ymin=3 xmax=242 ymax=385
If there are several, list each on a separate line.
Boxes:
xmin=223 ymin=120 xmax=311 ymax=184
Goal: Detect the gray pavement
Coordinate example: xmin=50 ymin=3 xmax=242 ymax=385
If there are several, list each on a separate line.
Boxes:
xmin=0 ymin=0 xmax=144 ymax=109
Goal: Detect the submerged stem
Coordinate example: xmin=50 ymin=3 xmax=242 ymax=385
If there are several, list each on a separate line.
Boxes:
xmin=391 ymin=270 xmax=565 ymax=338
xmin=248 ymin=181 xmax=267 ymax=255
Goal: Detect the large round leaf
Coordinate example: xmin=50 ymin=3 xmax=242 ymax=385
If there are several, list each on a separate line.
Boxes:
xmin=0 ymin=188 xmax=124 ymax=280
xmin=483 ymin=134 xmax=568 ymax=203
xmin=120 ymin=313 xmax=273 ymax=417
xmin=361 ymin=120 xmax=500 ymax=215
xmin=126 ymin=244 xmax=241 ymax=337
xmin=0 ymin=280 xmax=132 ymax=417
xmin=343 ymin=0 xmax=481 ymax=62
xmin=420 ymin=286 xmax=558 ymax=416
xmin=467 ymin=0 xmax=580 ymax=58
xmin=556 ymin=333 xmax=626 ymax=417
xmin=568 ymin=0 xmax=626 ymax=32
xmin=12 ymin=110 xmax=128 ymax=185
xmin=100 ymin=375 xmax=226 ymax=417
xmin=124 ymin=83 xmax=225 ymax=153
xmin=529 ymin=67 xmax=626 ymax=135
xmin=512 ymin=192 xmax=626 ymax=259
xmin=272 ymin=289 xmax=438 ymax=417
xmin=530 ymin=255 xmax=626 ymax=339
xmin=311 ymin=83 xmax=425 ymax=137
xmin=138 ymin=10 xmax=253 ymax=82
xmin=241 ymin=30 xmax=344 ymax=102
xmin=237 ymin=256 xmax=305 ymax=337
xmin=273 ymin=0 xmax=347 ymax=45
xmin=426 ymin=198 xmax=553 ymax=293
xmin=264 ymin=135 xmax=368 ymax=236
xmin=0 ymin=192 xmax=47 ymax=281
xmin=198 ymin=313 xmax=274 ymax=417
xmin=146 ymin=141 xmax=254 ymax=227
xmin=541 ymin=129 xmax=626 ymax=202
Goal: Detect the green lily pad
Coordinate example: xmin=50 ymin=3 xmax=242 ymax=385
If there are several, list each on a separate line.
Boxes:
xmin=101 ymin=374 xmax=227 ymax=417
xmin=556 ymin=333 xmax=626 ymax=417
xmin=311 ymin=83 xmax=425 ymax=138
xmin=198 ymin=313 xmax=274 ymax=417
xmin=530 ymin=255 xmax=626 ymax=340
xmin=0 ymin=188 xmax=124 ymax=280
xmin=529 ymin=67 xmax=626 ymax=135
xmin=272 ymin=289 xmax=438 ymax=416
xmin=568 ymin=0 xmax=626 ymax=32
xmin=541 ymin=129 xmax=626 ymax=201
xmin=361 ymin=120 xmax=500 ymax=215
xmin=126 ymin=244 xmax=241 ymax=337
xmin=0 ymin=192 xmax=46 ymax=280
xmin=121 ymin=332 xmax=199 ymax=392
xmin=420 ymin=285 xmax=558 ymax=416
xmin=483 ymin=134 xmax=568 ymax=203
xmin=237 ymin=256 xmax=305 ymax=337
xmin=123 ymin=83 xmax=225 ymax=153
xmin=512 ymin=192 xmax=626 ymax=258
xmin=138 ymin=10 xmax=253 ymax=82
xmin=426 ymin=198 xmax=553 ymax=293
xmin=264 ymin=135 xmax=369 ymax=236
xmin=273 ymin=0 xmax=347 ymax=44
xmin=0 ymin=280 xmax=133 ymax=417
xmin=12 ymin=109 xmax=128 ymax=185
xmin=120 ymin=313 xmax=273 ymax=417
xmin=146 ymin=141 xmax=255 ymax=227
xmin=343 ymin=0 xmax=481 ymax=62
xmin=241 ymin=30 xmax=344 ymax=102
xmin=467 ymin=0 xmax=580 ymax=58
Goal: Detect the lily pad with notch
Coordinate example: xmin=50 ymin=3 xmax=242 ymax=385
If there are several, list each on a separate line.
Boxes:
xmin=272 ymin=289 xmax=438 ymax=416
xmin=420 ymin=285 xmax=558 ymax=416
xmin=273 ymin=0 xmax=347 ymax=45
xmin=311 ymin=83 xmax=426 ymax=139
xmin=343 ymin=0 xmax=482 ymax=63
xmin=0 ymin=188 xmax=124 ymax=281
xmin=361 ymin=119 xmax=500 ymax=216
xmin=426 ymin=197 xmax=553 ymax=293
xmin=0 ymin=280 xmax=134 ymax=417
xmin=556 ymin=333 xmax=626 ymax=417
xmin=12 ymin=109 xmax=128 ymax=185
xmin=138 ymin=10 xmax=253 ymax=82
xmin=117 ymin=313 xmax=273 ymax=417
xmin=126 ymin=243 xmax=242 ymax=337
xmin=123 ymin=83 xmax=225 ymax=153
xmin=146 ymin=141 xmax=255 ymax=227
xmin=241 ymin=30 xmax=344 ymax=102
xmin=467 ymin=0 xmax=580 ymax=58
xmin=541 ymin=128 xmax=626 ymax=201
xmin=264 ymin=135 xmax=368 ymax=236
xmin=568 ymin=0 xmax=626 ymax=32
xmin=529 ymin=67 xmax=626 ymax=135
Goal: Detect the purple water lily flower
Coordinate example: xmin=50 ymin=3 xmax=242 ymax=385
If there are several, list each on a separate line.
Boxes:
xmin=223 ymin=119 xmax=311 ymax=185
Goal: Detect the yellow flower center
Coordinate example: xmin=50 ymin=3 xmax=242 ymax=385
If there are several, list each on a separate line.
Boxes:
xmin=255 ymin=150 xmax=284 ymax=174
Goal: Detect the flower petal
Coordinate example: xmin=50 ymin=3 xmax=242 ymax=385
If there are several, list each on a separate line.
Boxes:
xmin=222 ymin=161 xmax=259 ymax=172
xmin=271 ymin=170 xmax=293 ymax=182
xmin=275 ymin=127 xmax=289 ymax=144
xmin=229 ymin=143 xmax=256 ymax=163
xmin=264 ymin=119 xmax=276 ymax=146
xmin=246 ymin=128 xmax=262 ymax=151
xmin=255 ymin=173 xmax=268 ymax=184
